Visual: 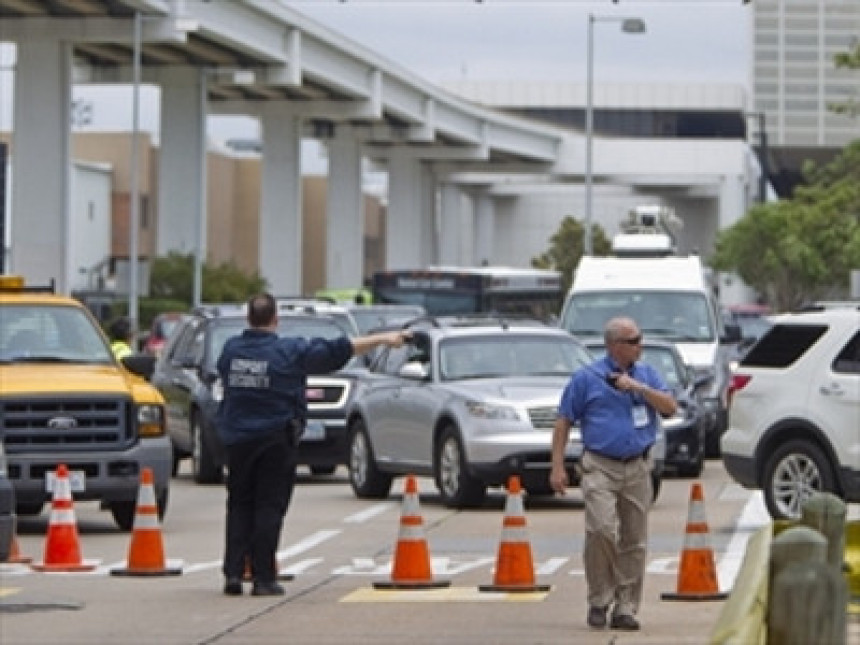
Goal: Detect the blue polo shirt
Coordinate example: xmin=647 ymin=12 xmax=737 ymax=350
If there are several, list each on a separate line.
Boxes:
xmin=557 ymin=355 xmax=669 ymax=460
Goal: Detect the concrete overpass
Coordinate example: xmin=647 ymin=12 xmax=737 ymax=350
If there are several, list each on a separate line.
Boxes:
xmin=0 ymin=0 xmax=568 ymax=295
xmin=0 ymin=0 xmax=760 ymax=305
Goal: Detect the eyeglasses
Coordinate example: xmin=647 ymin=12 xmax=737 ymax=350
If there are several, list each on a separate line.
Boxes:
xmin=617 ymin=335 xmax=642 ymax=346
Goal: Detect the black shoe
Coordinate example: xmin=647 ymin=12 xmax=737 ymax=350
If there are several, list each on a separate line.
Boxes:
xmin=251 ymin=581 xmax=285 ymax=596
xmin=223 ymin=578 xmax=243 ymax=596
xmin=587 ymin=606 xmax=607 ymax=629
xmin=610 ymin=613 xmax=640 ymax=631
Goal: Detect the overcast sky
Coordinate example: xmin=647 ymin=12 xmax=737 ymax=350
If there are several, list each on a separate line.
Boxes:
xmin=284 ymin=0 xmax=752 ymax=86
xmin=0 ymin=1 xmax=752 ymax=142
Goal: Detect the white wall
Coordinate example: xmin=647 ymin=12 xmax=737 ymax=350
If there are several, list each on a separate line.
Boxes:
xmin=69 ymin=161 xmax=112 ymax=292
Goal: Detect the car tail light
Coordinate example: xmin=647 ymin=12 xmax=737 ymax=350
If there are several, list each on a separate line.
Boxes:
xmin=727 ymin=374 xmax=751 ymax=407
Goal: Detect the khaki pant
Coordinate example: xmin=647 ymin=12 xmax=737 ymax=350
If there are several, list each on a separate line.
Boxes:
xmin=580 ymin=450 xmax=652 ymax=617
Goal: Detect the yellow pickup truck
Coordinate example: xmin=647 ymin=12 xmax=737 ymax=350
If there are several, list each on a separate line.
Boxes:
xmin=0 ymin=275 xmax=171 ymax=530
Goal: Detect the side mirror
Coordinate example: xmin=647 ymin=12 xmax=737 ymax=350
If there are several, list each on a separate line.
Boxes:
xmin=721 ymin=323 xmax=742 ymax=344
xmin=399 ymin=361 xmax=429 ymax=380
xmin=121 ymin=354 xmax=157 ymax=381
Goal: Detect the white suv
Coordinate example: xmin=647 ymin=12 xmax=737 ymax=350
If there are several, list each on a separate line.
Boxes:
xmin=721 ymin=306 xmax=860 ymax=519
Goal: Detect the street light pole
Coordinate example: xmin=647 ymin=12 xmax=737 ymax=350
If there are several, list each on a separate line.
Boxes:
xmin=129 ymin=10 xmax=141 ymax=338
xmin=584 ymin=14 xmax=646 ymax=256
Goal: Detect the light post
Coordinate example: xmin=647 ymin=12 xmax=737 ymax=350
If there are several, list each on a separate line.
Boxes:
xmin=129 ymin=10 xmax=142 ymax=338
xmin=584 ymin=14 xmax=646 ymax=256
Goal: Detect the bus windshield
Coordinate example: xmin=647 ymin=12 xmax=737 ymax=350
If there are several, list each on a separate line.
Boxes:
xmin=560 ymin=290 xmax=716 ymax=342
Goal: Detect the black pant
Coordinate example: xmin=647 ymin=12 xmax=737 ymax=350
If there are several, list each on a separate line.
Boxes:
xmin=222 ymin=430 xmax=296 ymax=584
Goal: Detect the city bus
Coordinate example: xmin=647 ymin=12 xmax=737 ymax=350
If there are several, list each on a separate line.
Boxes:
xmin=371 ymin=266 xmax=563 ymax=319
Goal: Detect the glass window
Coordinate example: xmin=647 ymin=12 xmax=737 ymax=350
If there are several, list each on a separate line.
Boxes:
xmin=741 ymin=324 xmax=827 ymax=368
xmin=562 ymin=291 xmax=715 ymax=342
xmin=440 ymin=335 xmax=589 ymax=381
xmin=832 ymin=332 xmax=860 ymax=375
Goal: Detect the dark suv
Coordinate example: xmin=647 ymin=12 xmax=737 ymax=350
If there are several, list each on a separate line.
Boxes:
xmin=151 ymin=304 xmax=362 ymax=483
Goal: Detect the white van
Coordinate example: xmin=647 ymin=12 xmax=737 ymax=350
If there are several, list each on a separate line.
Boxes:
xmin=558 ymin=254 xmax=740 ymax=457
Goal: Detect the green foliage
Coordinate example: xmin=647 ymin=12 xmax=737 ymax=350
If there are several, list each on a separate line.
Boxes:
xmin=148 ymin=252 xmax=268 ymax=306
xmin=531 ymin=216 xmax=611 ymax=295
xmin=829 ymin=43 xmax=860 ymax=118
xmin=711 ymin=141 xmax=860 ymax=311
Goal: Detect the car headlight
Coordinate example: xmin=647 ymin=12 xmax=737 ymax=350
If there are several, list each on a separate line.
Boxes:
xmin=464 ymin=400 xmax=520 ymax=421
xmin=137 ymin=404 xmax=165 ymax=437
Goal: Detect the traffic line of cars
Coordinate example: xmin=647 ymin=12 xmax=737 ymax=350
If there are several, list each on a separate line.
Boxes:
xmin=149 ymin=303 xmax=719 ymax=509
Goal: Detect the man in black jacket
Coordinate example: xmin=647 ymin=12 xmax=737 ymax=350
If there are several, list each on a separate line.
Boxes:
xmin=217 ymin=292 xmax=408 ymax=596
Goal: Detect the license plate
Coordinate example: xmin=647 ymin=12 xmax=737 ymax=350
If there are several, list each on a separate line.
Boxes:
xmin=45 ymin=469 xmax=86 ymax=493
xmin=301 ymin=421 xmax=326 ymax=442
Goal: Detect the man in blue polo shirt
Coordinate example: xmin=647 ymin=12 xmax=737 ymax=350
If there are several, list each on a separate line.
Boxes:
xmin=550 ymin=316 xmax=677 ymax=632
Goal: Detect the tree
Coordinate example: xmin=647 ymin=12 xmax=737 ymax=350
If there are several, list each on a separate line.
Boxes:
xmin=149 ymin=252 xmax=268 ymax=306
xmin=531 ymin=216 xmax=611 ymax=295
xmin=829 ymin=43 xmax=860 ymax=118
xmin=711 ymin=141 xmax=860 ymax=311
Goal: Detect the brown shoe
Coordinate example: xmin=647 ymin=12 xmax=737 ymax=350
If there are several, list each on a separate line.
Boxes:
xmin=610 ymin=613 xmax=640 ymax=631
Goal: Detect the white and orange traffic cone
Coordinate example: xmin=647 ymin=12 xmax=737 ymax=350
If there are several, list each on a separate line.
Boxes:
xmin=374 ymin=475 xmax=450 ymax=589
xmin=479 ymin=475 xmax=550 ymax=593
xmin=31 ymin=464 xmax=97 ymax=572
xmin=2 ymin=533 xmax=32 ymax=564
xmin=111 ymin=468 xmax=182 ymax=577
xmin=661 ymin=482 xmax=728 ymax=601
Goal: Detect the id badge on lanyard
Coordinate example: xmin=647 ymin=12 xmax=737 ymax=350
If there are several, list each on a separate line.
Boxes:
xmin=632 ymin=405 xmax=649 ymax=428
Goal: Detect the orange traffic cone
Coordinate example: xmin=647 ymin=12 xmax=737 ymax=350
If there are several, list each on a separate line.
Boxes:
xmin=479 ymin=475 xmax=550 ymax=593
xmin=374 ymin=475 xmax=450 ymax=589
xmin=3 ymin=533 xmax=32 ymax=564
xmin=31 ymin=464 xmax=97 ymax=572
xmin=661 ymin=482 xmax=728 ymax=601
xmin=111 ymin=468 xmax=182 ymax=577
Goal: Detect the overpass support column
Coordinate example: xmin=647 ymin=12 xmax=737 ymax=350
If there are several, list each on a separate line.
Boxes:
xmin=387 ymin=150 xmax=425 ymax=269
xmin=10 ymin=40 xmax=73 ymax=292
xmin=157 ymin=67 xmax=206 ymax=258
xmin=419 ymin=164 xmax=437 ymax=266
xmin=259 ymin=110 xmax=303 ymax=295
xmin=439 ymin=183 xmax=466 ymax=266
xmin=326 ymin=133 xmax=363 ymax=289
xmin=473 ymin=189 xmax=495 ymax=266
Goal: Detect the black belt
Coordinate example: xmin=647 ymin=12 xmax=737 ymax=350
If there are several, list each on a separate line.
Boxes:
xmin=588 ymin=448 xmax=649 ymax=464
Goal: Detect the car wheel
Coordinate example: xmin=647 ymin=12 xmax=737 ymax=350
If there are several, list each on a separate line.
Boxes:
xmin=110 ymin=488 xmax=168 ymax=531
xmin=111 ymin=501 xmax=136 ymax=531
xmin=650 ymin=472 xmax=661 ymax=502
xmin=192 ymin=413 xmax=223 ymax=485
xmin=435 ymin=426 xmax=486 ymax=509
xmin=677 ymin=454 xmax=704 ymax=478
xmin=15 ymin=503 xmax=43 ymax=516
xmin=348 ymin=419 xmax=392 ymax=499
xmin=762 ymin=439 xmax=837 ymax=520
xmin=171 ymin=450 xmax=182 ymax=477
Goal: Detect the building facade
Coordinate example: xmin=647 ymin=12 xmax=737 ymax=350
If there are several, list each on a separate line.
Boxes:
xmin=753 ymin=0 xmax=860 ymax=194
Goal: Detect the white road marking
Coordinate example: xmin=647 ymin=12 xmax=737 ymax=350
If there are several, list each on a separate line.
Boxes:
xmin=717 ymin=491 xmax=769 ymax=591
xmin=342 ymin=503 xmax=395 ymax=524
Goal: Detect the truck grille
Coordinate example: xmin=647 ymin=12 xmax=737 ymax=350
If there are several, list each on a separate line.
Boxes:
xmin=0 ymin=395 xmax=134 ymax=452
xmin=527 ymin=405 xmax=557 ymax=430
xmin=306 ymin=377 xmax=350 ymax=410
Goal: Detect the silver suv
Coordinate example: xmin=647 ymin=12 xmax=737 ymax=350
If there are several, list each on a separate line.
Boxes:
xmin=345 ymin=316 xmax=594 ymax=507
xmin=721 ymin=306 xmax=860 ymax=519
